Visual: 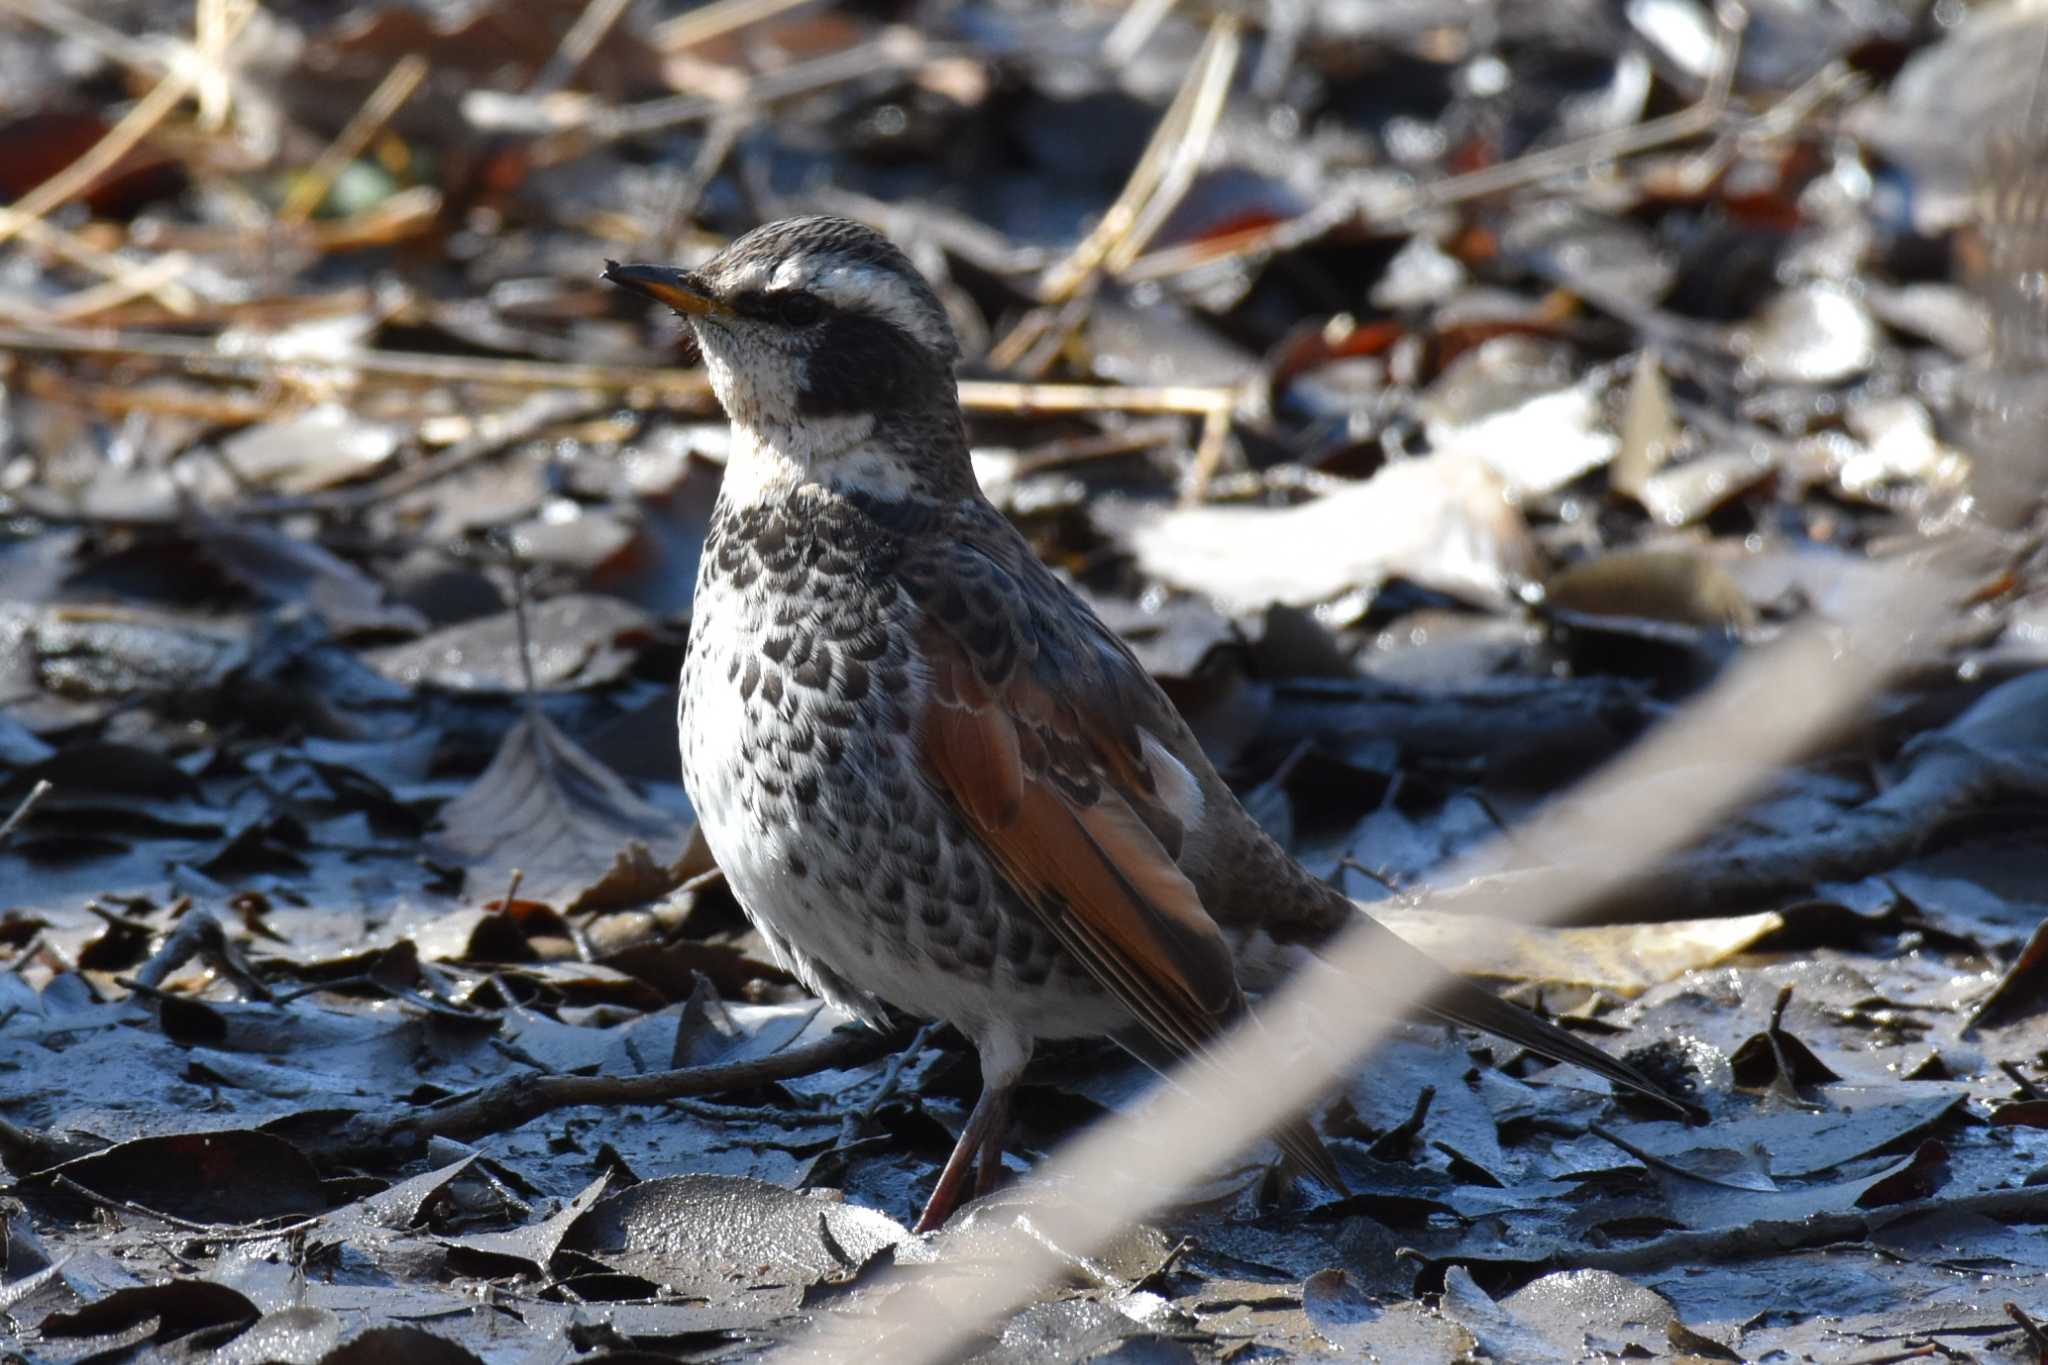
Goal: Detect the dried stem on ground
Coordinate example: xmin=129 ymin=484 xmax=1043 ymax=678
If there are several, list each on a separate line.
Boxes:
xmin=300 ymin=1022 xmax=910 ymax=1165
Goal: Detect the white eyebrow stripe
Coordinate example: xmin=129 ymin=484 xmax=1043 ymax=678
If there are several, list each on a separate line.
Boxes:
xmin=769 ymin=257 xmax=952 ymax=355
xmin=720 ymin=258 xmax=772 ymax=294
xmin=768 ymin=257 xmax=813 ymax=293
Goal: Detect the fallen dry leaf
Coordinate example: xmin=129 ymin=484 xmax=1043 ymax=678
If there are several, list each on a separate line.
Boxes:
xmin=427 ymin=707 xmax=689 ymax=909
xmin=1369 ymin=903 xmax=1784 ymax=994
xmin=1100 ymin=450 xmax=1537 ymax=618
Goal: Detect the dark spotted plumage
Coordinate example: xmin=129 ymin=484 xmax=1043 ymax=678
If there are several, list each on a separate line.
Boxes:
xmin=682 ymin=486 xmax=1109 ymax=1019
xmin=607 ymin=216 xmax=1689 ymax=1234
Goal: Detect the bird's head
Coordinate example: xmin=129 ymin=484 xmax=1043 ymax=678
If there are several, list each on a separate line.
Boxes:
xmin=606 ymin=216 xmax=966 ymax=495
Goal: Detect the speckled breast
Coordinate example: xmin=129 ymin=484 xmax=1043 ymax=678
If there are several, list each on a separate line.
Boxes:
xmin=676 ymin=487 xmax=1103 ymax=1037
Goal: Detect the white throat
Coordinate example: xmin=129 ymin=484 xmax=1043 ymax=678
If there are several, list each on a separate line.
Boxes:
xmin=719 ymin=415 xmax=930 ymax=508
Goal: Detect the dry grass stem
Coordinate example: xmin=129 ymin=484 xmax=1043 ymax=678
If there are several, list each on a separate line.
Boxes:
xmin=0 ymin=68 xmax=196 ymax=252
xmin=191 ymin=0 xmax=256 ymax=131
xmin=653 ymin=0 xmax=820 ymax=53
xmin=528 ymin=0 xmax=636 ymax=97
xmin=0 ymin=780 xmax=54 ymax=848
xmin=2 ymin=0 xmax=169 ymax=78
xmin=4 ymin=216 xmax=200 ymax=316
xmin=0 ymin=322 xmax=710 ymax=395
xmin=1103 ymin=0 xmax=1182 ymax=67
xmin=1102 ymin=16 xmax=1240 ymax=274
xmin=1182 ymin=399 xmax=1236 ymax=502
xmin=1034 ymin=13 xmax=1240 ymax=306
xmin=278 ymin=55 xmax=430 ymax=225
xmin=959 ymin=378 xmax=1234 ymax=416
xmin=1120 ymin=4 xmax=1753 ymax=283
xmin=0 ymin=324 xmax=1261 ymax=423
xmin=39 ymin=249 xmax=197 ymax=321
xmin=587 ymin=30 xmax=931 ymax=141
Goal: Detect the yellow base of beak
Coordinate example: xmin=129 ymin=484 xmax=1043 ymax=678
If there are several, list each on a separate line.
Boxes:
xmin=603 ymin=261 xmax=733 ymax=318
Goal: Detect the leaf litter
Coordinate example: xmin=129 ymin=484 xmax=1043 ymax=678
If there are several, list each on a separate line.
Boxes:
xmin=4 ymin=0 xmax=2048 ymax=1360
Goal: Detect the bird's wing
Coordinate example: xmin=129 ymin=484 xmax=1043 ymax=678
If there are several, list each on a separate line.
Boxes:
xmin=901 ymin=527 xmax=1342 ymax=1186
xmin=905 ymin=536 xmax=1236 ymax=1055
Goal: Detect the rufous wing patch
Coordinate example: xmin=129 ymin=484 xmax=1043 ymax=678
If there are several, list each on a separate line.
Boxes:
xmin=926 ymin=701 xmax=1023 ymax=829
xmin=921 ymin=646 xmax=1237 ymax=1025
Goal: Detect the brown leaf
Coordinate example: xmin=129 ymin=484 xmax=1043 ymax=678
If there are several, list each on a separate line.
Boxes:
xmin=28 ymin=1129 xmax=332 ymax=1223
xmin=1965 ymin=915 xmax=2048 ymax=1032
xmin=572 ymin=838 xmax=690 ymax=915
xmin=427 ymin=710 xmax=689 ymax=909
xmin=1546 ymin=550 xmax=1756 ymax=632
xmin=1368 ymin=904 xmax=1783 ymax=996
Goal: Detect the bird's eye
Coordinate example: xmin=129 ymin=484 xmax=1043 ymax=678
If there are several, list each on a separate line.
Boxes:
xmin=774 ymin=292 xmax=824 ymax=327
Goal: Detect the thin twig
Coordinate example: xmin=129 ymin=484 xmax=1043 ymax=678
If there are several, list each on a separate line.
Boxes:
xmin=1562 ymin=1183 xmax=2048 ymax=1274
xmin=1999 ymin=1060 xmax=2045 ymax=1101
xmin=16 ymin=363 xmax=291 ymax=423
xmin=851 ymin=1021 xmax=938 ymax=1137
xmin=677 ymin=865 xmax=728 ymax=896
xmin=50 ymin=1175 xmax=326 ymax=1242
xmin=1102 ymin=17 xmax=1240 ymax=275
xmin=3 ymin=932 xmax=47 ymax=976
xmin=984 ymin=288 xmax=1091 ymax=376
xmin=0 ymin=323 xmax=1241 ymax=416
xmin=279 ymin=55 xmax=430 ymax=226
xmin=653 ymin=0 xmax=817 ymax=52
xmin=1005 ymin=417 xmax=1182 ymax=478
xmin=0 ymin=216 xmax=200 ymax=317
xmin=2006 ymin=1302 xmax=2048 ymax=1357
xmin=1332 ymin=855 xmax=1408 ymax=901
xmin=1119 ymin=4 xmax=1754 ymax=284
xmin=528 ymin=0 xmax=636 ymax=96
xmin=1182 ymin=400 xmax=1236 ymax=502
xmin=237 ymin=390 xmax=612 ymax=516
xmin=585 ymin=31 xmax=936 ymax=142
xmin=39 ymin=250 xmax=196 ymax=322
xmin=807 ymin=1021 xmax=941 ymax=1186
xmin=1035 ymin=14 xmax=1240 ymax=306
xmin=960 ymin=378 xmax=1234 ymax=417
xmin=300 ymin=1021 xmax=909 ymax=1165
xmin=0 ymin=0 xmax=168 ymax=78
xmin=655 ymin=107 xmax=748 ymax=258
xmin=0 ymin=780 xmax=53 ymax=847
xmin=0 ymin=67 xmax=196 ymax=252
xmin=119 ymin=187 xmax=442 ymax=263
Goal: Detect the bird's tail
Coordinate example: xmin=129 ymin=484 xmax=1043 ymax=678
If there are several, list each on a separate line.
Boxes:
xmin=1256 ymin=886 xmax=1702 ymax=1123
xmin=1335 ymin=908 xmax=1703 ymax=1121
xmin=1416 ymin=956 xmax=1701 ymax=1122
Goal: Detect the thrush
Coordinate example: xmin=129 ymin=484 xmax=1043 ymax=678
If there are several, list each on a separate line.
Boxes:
xmin=605 ymin=217 xmax=1688 ymax=1232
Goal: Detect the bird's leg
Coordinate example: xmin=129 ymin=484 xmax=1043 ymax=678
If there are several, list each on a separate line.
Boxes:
xmin=914 ymin=1029 xmax=1029 ymax=1234
xmin=914 ymin=1079 xmax=1016 ymax=1233
xmin=972 ymin=1082 xmax=1013 ymax=1197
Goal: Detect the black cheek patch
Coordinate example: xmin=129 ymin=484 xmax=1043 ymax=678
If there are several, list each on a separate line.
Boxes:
xmin=797 ymin=314 xmax=941 ymax=417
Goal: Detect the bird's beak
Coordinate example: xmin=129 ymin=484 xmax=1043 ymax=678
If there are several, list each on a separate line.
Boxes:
xmin=603 ymin=261 xmax=734 ymax=318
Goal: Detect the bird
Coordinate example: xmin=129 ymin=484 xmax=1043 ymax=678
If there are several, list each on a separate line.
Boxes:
xmin=604 ymin=216 xmax=1691 ymax=1233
